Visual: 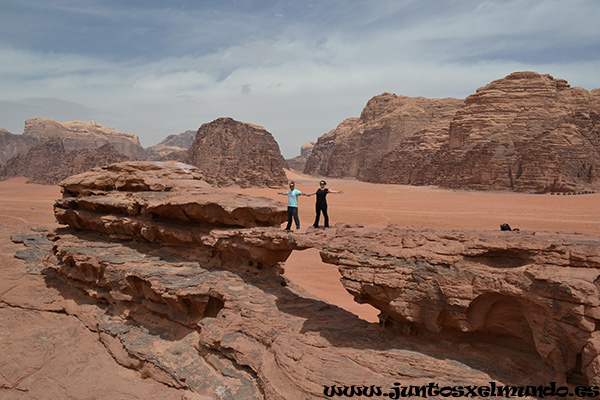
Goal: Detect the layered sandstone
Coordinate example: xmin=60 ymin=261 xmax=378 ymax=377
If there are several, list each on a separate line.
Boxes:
xmin=429 ymin=72 xmax=600 ymax=191
xmin=23 ymin=118 xmax=145 ymax=159
xmin=187 ymin=118 xmax=288 ymax=188
xmin=1 ymin=138 xmax=129 ymax=184
xmin=356 ymin=73 xmax=600 ymax=191
xmin=35 ymin=161 xmax=583 ymax=399
xmin=306 ymin=224 xmax=600 ymax=385
xmin=304 ymin=93 xmax=464 ymax=178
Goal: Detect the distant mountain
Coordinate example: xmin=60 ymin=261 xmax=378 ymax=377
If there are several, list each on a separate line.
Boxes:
xmin=144 ymin=130 xmax=196 ymax=161
xmin=0 ymin=128 xmax=42 ymax=165
xmin=23 ymin=118 xmax=145 ymax=160
xmin=305 ymin=93 xmax=463 ymax=179
xmin=286 ymin=141 xmax=315 ymax=171
xmin=1 ymin=137 xmax=129 ymax=184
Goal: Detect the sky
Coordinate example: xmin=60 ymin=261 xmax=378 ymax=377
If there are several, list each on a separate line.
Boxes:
xmin=0 ymin=0 xmax=599 ymax=158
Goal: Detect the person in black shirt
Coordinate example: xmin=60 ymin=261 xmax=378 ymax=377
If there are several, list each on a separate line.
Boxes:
xmin=306 ymin=180 xmax=343 ymax=228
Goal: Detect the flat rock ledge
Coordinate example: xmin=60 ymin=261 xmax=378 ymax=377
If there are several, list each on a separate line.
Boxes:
xmin=11 ymin=162 xmax=600 ymax=399
xmin=304 ymin=225 xmax=600 ymax=386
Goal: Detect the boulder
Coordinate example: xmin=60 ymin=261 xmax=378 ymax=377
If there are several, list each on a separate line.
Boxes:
xmin=187 ymin=118 xmax=288 ymax=188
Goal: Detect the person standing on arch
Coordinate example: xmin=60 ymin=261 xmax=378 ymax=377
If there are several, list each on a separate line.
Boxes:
xmin=278 ymin=181 xmax=306 ymax=231
xmin=307 ymin=180 xmax=343 ymax=229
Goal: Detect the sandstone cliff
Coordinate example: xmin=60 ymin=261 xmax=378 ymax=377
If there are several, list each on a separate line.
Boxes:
xmin=304 ymin=93 xmax=464 ymax=178
xmin=8 ymin=161 xmax=593 ymax=398
xmin=0 ymin=138 xmax=130 ymax=184
xmin=430 ymin=72 xmax=600 ymax=192
xmin=337 ymin=73 xmax=600 ymax=192
xmin=187 ymin=118 xmax=288 ymax=188
xmin=23 ymin=118 xmax=145 ymax=159
xmin=144 ymin=129 xmax=196 ymax=161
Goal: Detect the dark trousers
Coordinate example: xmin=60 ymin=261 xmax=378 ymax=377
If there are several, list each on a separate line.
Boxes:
xmin=286 ymin=206 xmax=299 ymax=230
xmin=313 ymin=203 xmax=329 ymax=228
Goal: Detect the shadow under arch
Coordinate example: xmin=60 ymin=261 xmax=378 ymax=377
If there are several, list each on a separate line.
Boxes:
xmin=282 ymin=247 xmax=380 ymax=323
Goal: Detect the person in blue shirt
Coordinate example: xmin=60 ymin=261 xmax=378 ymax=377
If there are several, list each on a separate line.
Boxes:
xmin=278 ymin=181 xmax=306 ymax=231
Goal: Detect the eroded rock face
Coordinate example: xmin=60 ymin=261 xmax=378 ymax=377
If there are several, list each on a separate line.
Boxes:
xmin=307 ymin=224 xmax=600 ymax=385
xmin=40 ymin=161 xmax=570 ymax=399
xmin=309 ymin=73 xmax=600 ymax=192
xmin=23 ymin=118 xmax=145 ymax=159
xmin=1 ymin=138 xmax=130 ymax=184
xmin=187 ymin=118 xmax=288 ymax=188
xmin=304 ymin=93 xmax=464 ymax=178
xmin=432 ymin=72 xmax=600 ymax=192
xmin=55 ymin=161 xmax=293 ymax=272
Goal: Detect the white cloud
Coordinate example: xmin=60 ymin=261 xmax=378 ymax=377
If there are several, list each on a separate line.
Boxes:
xmin=0 ymin=0 xmax=598 ymax=157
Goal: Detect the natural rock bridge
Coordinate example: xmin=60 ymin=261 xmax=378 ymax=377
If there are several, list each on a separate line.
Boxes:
xmin=17 ymin=161 xmax=600 ymax=399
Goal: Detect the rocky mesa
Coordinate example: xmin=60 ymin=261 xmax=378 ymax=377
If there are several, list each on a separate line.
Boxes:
xmin=430 ymin=72 xmax=600 ymax=192
xmin=8 ymin=161 xmax=598 ymax=399
xmin=0 ymin=128 xmax=42 ymax=166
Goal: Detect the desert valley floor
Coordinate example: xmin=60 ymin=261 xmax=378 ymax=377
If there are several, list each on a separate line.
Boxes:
xmin=1 ymin=170 xmax=599 ymax=398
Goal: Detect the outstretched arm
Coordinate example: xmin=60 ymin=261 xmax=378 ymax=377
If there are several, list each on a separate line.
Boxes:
xmin=305 ymin=191 xmax=316 ymax=196
xmin=329 ymin=189 xmax=343 ymax=194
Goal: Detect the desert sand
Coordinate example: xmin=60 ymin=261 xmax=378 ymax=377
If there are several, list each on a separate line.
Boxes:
xmin=1 ymin=172 xmax=599 ymax=397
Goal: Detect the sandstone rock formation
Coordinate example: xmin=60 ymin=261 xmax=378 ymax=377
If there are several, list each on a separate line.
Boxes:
xmin=307 ymin=224 xmax=600 ymax=385
xmin=0 ymin=128 xmax=42 ymax=165
xmin=286 ymin=141 xmax=315 ymax=171
xmin=1 ymin=138 xmax=130 ymax=184
xmin=145 ymin=130 xmax=196 ymax=161
xmin=23 ymin=117 xmax=145 ymax=159
xmin=187 ymin=118 xmax=289 ymax=188
xmin=11 ymin=161 xmax=594 ymax=398
xmin=328 ymin=72 xmax=600 ymax=192
xmin=304 ymin=93 xmax=464 ymax=178
xmin=429 ymin=72 xmax=600 ymax=192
